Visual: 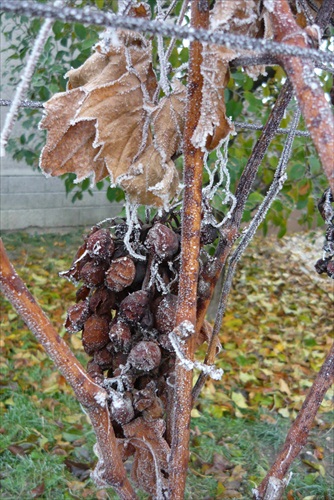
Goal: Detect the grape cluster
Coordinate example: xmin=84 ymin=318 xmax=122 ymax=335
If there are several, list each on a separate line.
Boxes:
xmin=61 ymin=213 xmax=217 ymax=496
xmin=315 ymin=189 xmax=334 ymax=279
xmin=61 ymin=217 xmax=190 ymax=432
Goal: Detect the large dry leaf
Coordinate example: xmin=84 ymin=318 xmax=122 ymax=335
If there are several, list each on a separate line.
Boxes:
xmin=152 ymin=80 xmax=186 ymax=160
xmin=192 ymin=0 xmax=263 ymax=151
xmin=39 ymin=29 xmax=181 ymax=206
xmin=76 ymin=74 xmax=149 ymax=183
xmin=120 ymin=144 xmax=180 ymax=206
xmin=123 ymin=417 xmax=170 ymax=496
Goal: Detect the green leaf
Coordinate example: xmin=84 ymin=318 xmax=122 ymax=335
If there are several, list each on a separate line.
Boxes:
xmin=81 ymin=178 xmax=90 ymax=191
xmin=277 ymin=224 xmax=287 ymax=238
xmin=225 ymin=99 xmax=243 ymax=119
xmin=80 ymin=38 xmax=98 ymax=51
xmin=248 ymin=192 xmax=264 ymax=204
xmin=304 ymin=338 xmax=317 ymax=347
xmin=74 ymin=23 xmax=87 ymax=40
xmin=107 ymin=186 xmax=116 ymax=202
xmin=52 ymin=20 xmax=64 ymax=37
xmin=289 ymin=163 xmax=304 ymax=181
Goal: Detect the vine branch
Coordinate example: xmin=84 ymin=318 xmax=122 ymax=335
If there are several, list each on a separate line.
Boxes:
xmin=194 ymin=80 xmax=293 ymax=347
xmin=0 ymin=240 xmax=136 ymax=499
xmin=168 ymin=1 xmax=209 ymax=498
xmin=255 ymin=342 xmax=334 ymax=499
xmin=267 ymin=0 xmax=334 ymax=192
xmin=0 ymin=17 xmax=53 ymax=156
xmin=193 ymin=106 xmax=301 ymax=402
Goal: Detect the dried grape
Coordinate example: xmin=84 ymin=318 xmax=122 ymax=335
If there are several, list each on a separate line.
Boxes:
xmin=105 ymin=256 xmax=136 ymax=292
xmin=145 ymin=222 xmax=179 ymax=260
xmin=128 ymin=341 xmax=161 ymax=371
xmin=86 ymin=228 xmax=114 ymax=261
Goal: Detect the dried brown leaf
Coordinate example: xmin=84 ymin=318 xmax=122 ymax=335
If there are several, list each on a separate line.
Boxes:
xmin=120 ymin=144 xmax=180 ymax=206
xmin=123 ymin=417 xmax=170 ymax=495
xmin=30 ymin=482 xmax=45 ymax=498
xmin=152 ymin=80 xmax=186 ymax=160
xmin=40 ymin=30 xmax=181 ymax=206
xmin=192 ymin=0 xmax=263 ymax=150
xmin=210 ymin=0 xmax=260 ymax=33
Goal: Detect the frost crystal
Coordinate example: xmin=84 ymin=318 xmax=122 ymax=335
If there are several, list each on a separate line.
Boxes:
xmin=202 ymin=138 xmax=236 ymax=228
xmin=124 ymin=200 xmax=146 ymax=261
xmin=252 ymin=488 xmax=260 ymax=500
xmin=179 ymin=320 xmax=195 ymax=339
xmin=94 ymin=390 xmax=107 ymax=407
xmin=264 ymin=0 xmax=275 ymax=13
xmin=1 ymin=17 xmax=53 ymax=156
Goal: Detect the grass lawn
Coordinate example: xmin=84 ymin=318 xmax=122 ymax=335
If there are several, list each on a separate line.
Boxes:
xmin=0 ymin=229 xmax=333 ymax=499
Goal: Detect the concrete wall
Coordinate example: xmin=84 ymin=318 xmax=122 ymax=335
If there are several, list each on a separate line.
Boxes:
xmin=0 ymin=153 xmax=122 ymax=231
xmin=0 ymin=165 xmax=122 ymax=231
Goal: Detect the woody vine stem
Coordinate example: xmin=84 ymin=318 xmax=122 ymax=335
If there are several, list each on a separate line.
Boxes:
xmin=168 ymin=1 xmax=209 ymax=497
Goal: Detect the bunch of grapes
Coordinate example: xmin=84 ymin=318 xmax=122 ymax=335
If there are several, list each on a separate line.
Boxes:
xmin=61 ymin=213 xmax=216 ymax=436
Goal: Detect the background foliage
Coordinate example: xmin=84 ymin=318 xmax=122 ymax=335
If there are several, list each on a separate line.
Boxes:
xmin=0 ymin=230 xmax=333 ymax=499
xmin=1 ymin=0 xmax=332 ymax=234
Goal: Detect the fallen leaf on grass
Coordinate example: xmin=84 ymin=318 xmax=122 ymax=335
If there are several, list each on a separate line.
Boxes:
xmin=212 ymin=460 xmax=246 ymax=498
xmin=66 ymin=480 xmax=87 ymax=493
xmin=205 ymin=452 xmax=234 ymax=475
xmin=191 ymin=408 xmax=201 ymax=418
xmin=7 ymin=444 xmax=27 ymax=456
xmin=30 ymin=482 xmax=45 ymax=498
xmin=231 ymin=391 xmax=248 ymax=409
xmin=279 ymin=378 xmax=291 ymax=396
xmin=278 ymin=407 xmax=290 ymax=418
xmin=260 ymin=413 xmax=277 ymax=424
xmin=64 ymin=459 xmax=93 ymax=480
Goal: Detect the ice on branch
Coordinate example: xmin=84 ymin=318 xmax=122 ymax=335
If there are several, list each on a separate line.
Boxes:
xmin=1 ymin=17 xmax=53 ymax=156
xmin=169 ymin=325 xmax=224 ymax=381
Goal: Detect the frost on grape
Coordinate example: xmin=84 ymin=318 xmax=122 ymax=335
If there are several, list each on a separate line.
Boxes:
xmin=39 ymin=20 xmax=185 ymax=207
xmin=94 ymin=389 xmax=108 ymax=407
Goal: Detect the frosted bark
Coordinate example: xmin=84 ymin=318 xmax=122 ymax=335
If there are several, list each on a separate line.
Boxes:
xmin=0 ymin=17 xmax=53 ymax=156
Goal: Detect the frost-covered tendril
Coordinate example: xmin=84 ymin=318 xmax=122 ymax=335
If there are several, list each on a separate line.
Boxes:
xmin=156 ymin=0 xmax=171 ymax=97
xmin=124 ymin=199 xmax=146 ymax=261
xmin=169 ymin=326 xmax=224 ymax=381
xmin=0 ymin=16 xmax=54 ymax=156
xmin=231 ymin=107 xmax=301 ymax=266
xmin=148 ymin=259 xmax=170 ymax=295
xmin=202 ymin=138 xmax=237 ymax=228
